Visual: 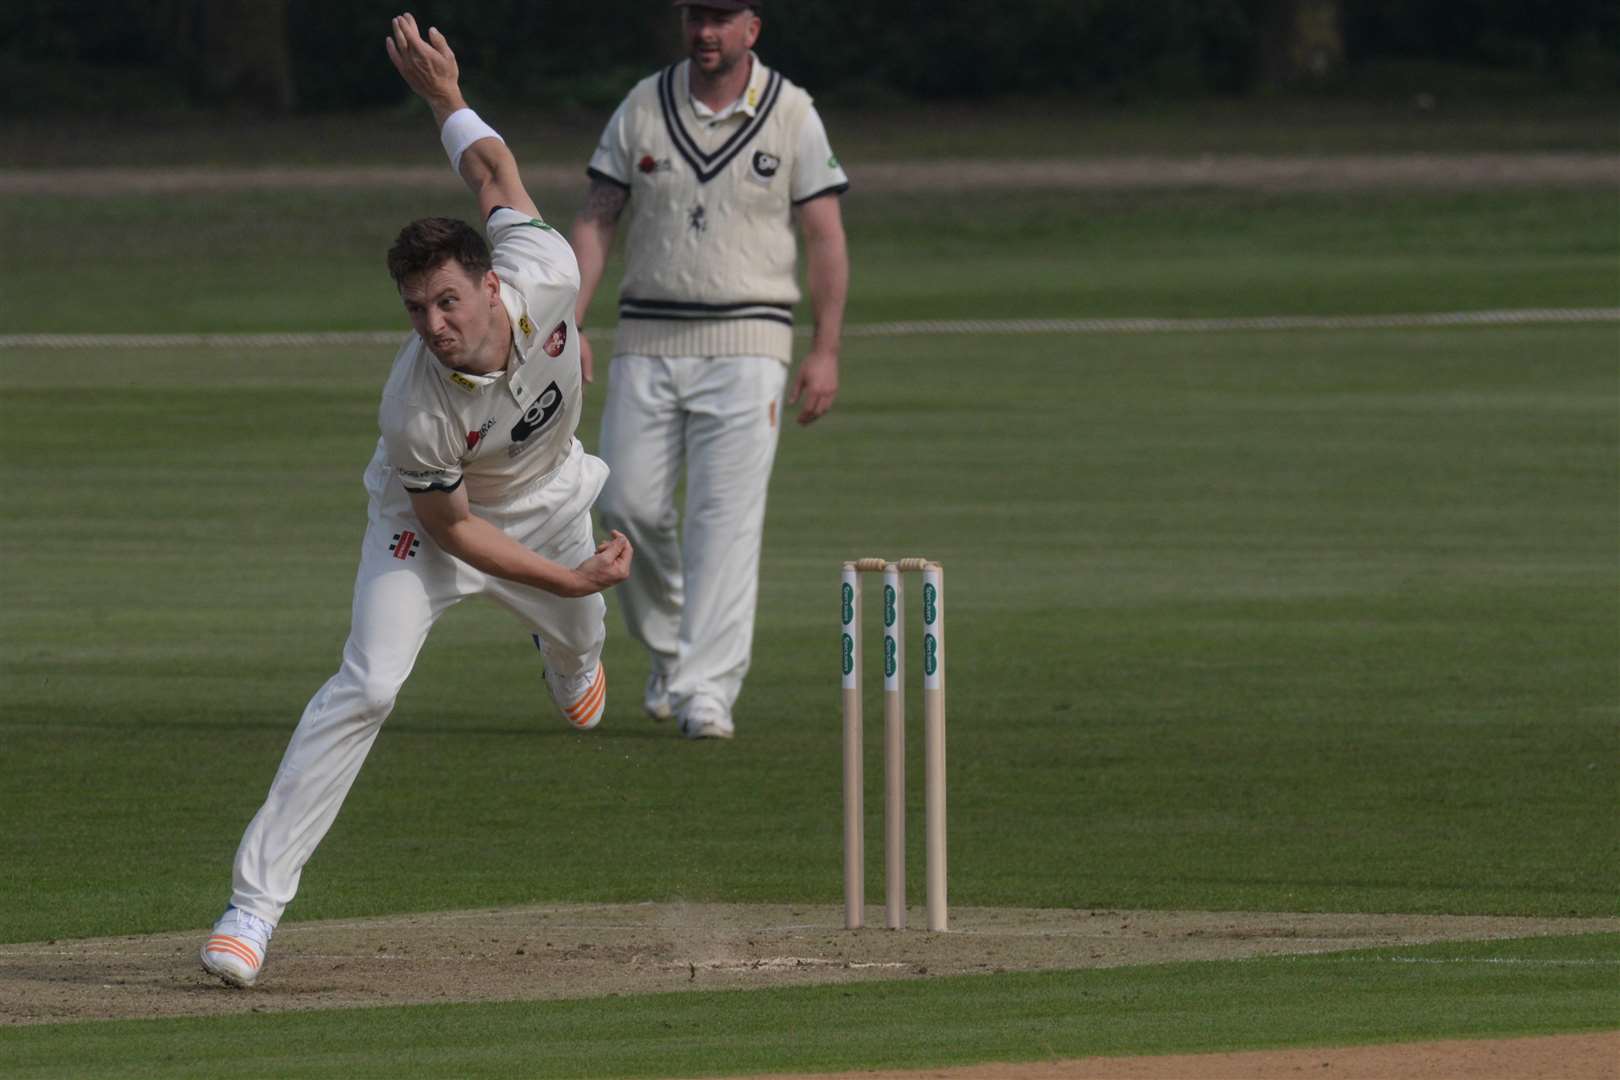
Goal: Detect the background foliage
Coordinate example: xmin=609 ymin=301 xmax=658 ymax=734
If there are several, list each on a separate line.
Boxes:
xmin=2 ymin=0 xmax=1615 ymax=114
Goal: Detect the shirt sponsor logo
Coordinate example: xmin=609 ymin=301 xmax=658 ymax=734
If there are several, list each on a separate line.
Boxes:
xmin=638 ymin=154 xmax=672 ymax=175
xmin=509 ymin=380 xmax=565 ymax=456
xmin=751 ymin=150 xmax=781 ymax=183
xmin=544 ymin=321 xmax=568 ymax=358
xmin=466 ymin=416 xmax=497 ymax=450
xmin=827 ymin=153 xmax=840 ymax=170
xmin=525 ymin=217 xmax=554 ymax=231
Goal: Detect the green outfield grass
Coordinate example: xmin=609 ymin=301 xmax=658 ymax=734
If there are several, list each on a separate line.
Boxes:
xmin=4 ymin=935 xmax=1616 ymax=1079
xmin=4 ymin=318 xmax=1616 ymax=942
xmin=1 ymin=175 xmax=1616 ymax=1073
xmin=2 ymin=188 xmax=1616 ymax=333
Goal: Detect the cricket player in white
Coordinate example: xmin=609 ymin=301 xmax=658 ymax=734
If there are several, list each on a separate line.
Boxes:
xmin=570 ymin=0 xmax=850 ymax=739
xmin=200 ymin=14 xmax=633 ymax=989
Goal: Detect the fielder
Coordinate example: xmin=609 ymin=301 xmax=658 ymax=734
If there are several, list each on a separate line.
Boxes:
xmin=569 ymin=0 xmax=849 ymax=739
xmin=200 ymin=13 xmax=632 ymax=989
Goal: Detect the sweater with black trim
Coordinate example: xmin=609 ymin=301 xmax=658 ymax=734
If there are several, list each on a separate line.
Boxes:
xmin=603 ymin=61 xmax=815 ymax=363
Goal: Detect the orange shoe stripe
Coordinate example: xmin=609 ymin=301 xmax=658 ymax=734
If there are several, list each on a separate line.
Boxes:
xmin=568 ymin=672 xmax=605 ymax=725
xmin=206 ymin=936 xmax=261 ymax=969
xmin=206 ymin=937 xmax=260 ymax=968
xmin=564 ymin=665 xmax=604 ymax=718
xmin=567 ymin=665 xmax=606 ymax=725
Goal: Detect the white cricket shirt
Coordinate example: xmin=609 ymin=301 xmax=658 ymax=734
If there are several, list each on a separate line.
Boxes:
xmin=368 ymin=207 xmax=584 ymax=513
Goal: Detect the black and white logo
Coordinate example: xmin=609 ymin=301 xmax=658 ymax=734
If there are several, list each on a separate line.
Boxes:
xmin=509 ymin=381 xmax=565 ymax=454
xmin=750 ymin=150 xmax=781 ymax=182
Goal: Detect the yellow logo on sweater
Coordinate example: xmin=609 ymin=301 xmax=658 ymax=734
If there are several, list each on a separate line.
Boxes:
xmin=519 ymin=315 xmax=534 ymax=337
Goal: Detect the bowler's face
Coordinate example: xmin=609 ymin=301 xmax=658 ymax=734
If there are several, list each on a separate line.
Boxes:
xmin=399 ymin=260 xmax=498 ymax=369
xmin=682 ymin=6 xmax=760 ymax=78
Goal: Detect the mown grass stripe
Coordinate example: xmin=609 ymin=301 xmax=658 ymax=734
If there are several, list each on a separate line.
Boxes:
xmin=2 ymin=307 xmax=1615 ymax=349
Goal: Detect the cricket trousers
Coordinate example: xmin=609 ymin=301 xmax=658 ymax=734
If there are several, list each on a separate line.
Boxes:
xmin=229 ymin=442 xmax=610 ymax=926
xmin=595 ymin=353 xmax=787 ymax=719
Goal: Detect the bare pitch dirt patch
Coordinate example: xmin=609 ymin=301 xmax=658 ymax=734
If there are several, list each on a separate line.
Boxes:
xmin=2 ymin=903 xmax=1614 ymax=1026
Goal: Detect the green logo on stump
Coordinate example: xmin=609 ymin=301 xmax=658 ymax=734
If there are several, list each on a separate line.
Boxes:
xmin=842 ymin=633 xmax=855 ymax=675
xmin=841 ymin=582 xmax=854 ymax=625
xmin=923 ymin=583 xmax=937 ymax=625
xmin=924 ymin=634 xmax=938 ymax=676
xmin=884 ymin=636 xmax=897 ymax=677
xmin=884 ymin=585 xmax=896 ymax=627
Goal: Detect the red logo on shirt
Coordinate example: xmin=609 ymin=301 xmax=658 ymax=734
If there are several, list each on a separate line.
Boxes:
xmin=544 ymin=322 xmax=568 ymax=358
xmin=639 ymin=154 xmax=657 ymax=173
xmin=466 ymin=417 xmax=495 ymax=449
xmin=390 ymin=531 xmax=420 ymax=560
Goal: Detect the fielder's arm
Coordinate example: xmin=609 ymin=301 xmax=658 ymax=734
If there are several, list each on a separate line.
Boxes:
xmin=385 ymin=13 xmax=540 ymax=221
xmin=567 ymin=179 xmax=630 ymax=383
xmin=790 ymin=194 xmax=849 ymax=425
xmin=408 ymin=485 xmax=631 ymax=598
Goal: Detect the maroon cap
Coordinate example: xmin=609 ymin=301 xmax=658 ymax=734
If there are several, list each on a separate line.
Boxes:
xmin=673 ymin=0 xmax=761 ymax=10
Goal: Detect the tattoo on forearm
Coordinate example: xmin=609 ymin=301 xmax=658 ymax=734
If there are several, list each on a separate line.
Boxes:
xmin=582 ymin=180 xmax=629 ymax=224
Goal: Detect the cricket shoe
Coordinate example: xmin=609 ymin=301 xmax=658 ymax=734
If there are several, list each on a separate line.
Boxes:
xmin=678 ymin=695 xmax=734 ymax=740
xmin=547 ymin=660 xmax=607 ymax=730
xmin=643 ymin=671 xmax=673 ymax=722
xmin=201 ymin=905 xmax=273 ymax=988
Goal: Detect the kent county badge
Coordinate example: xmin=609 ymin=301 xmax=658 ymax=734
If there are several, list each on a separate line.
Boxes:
xmin=544 ymin=321 xmax=568 ymax=358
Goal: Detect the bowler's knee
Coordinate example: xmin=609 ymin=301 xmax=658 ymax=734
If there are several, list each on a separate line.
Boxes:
xmin=335 ymin=663 xmax=406 ymax=721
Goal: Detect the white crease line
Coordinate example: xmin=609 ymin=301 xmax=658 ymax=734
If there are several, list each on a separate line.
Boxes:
xmin=1 ymin=309 xmax=1615 ymax=350
xmin=677 ymin=957 xmax=911 ymax=972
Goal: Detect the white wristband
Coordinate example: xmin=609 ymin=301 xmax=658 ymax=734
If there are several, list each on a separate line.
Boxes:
xmin=440 ymin=107 xmax=504 ymax=173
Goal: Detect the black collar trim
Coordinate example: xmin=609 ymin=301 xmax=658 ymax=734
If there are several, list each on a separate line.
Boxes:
xmin=658 ymin=63 xmax=784 ymax=184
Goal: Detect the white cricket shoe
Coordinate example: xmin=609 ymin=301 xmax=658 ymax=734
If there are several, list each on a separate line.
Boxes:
xmin=679 ymin=696 xmax=734 ymax=740
xmin=547 ymin=661 xmax=607 ymax=730
xmin=201 ymin=906 xmax=273 ymax=988
xmin=643 ymin=672 xmax=673 ymax=722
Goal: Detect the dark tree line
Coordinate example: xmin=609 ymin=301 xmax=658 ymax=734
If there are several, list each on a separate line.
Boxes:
xmin=3 ymin=0 xmax=1614 ymax=113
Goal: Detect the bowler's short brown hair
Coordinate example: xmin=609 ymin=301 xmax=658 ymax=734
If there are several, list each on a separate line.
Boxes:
xmin=387 ymin=217 xmax=493 ymax=287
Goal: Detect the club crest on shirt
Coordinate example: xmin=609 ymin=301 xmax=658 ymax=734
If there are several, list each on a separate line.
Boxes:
xmin=543 ymin=322 xmax=568 ymax=358
xmin=750 ymin=150 xmax=781 ymax=185
xmin=688 ymin=204 xmax=707 ymax=232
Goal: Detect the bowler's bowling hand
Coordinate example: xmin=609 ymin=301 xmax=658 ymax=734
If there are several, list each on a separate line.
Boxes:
xmin=385 ymin=13 xmax=461 ymax=107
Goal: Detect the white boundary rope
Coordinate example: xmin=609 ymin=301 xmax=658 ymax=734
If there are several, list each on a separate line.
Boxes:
xmin=0 ymin=308 xmax=1615 ymax=350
